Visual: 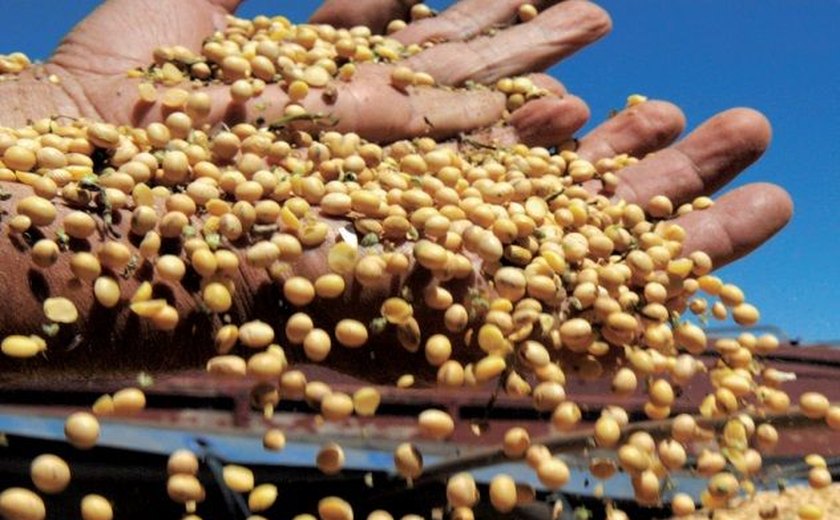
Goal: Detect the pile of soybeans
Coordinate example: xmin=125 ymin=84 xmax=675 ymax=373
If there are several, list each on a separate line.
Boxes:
xmin=0 ymin=8 xmax=837 ymax=520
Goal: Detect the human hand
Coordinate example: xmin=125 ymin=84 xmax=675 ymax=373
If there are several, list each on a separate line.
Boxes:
xmin=14 ymin=0 xmax=609 ymax=144
xmin=0 ymin=102 xmax=791 ymax=385
xmin=0 ymin=1 xmax=792 ymax=386
xmin=311 ymin=0 xmax=792 ymax=268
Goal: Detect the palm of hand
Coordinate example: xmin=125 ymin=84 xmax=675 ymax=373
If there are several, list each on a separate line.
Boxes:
xmin=46 ymin=0 xmax=789 ymax=269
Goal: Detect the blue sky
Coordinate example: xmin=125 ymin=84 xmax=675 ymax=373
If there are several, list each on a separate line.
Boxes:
xmin=2 ymin=1 xmax=837 ymax=342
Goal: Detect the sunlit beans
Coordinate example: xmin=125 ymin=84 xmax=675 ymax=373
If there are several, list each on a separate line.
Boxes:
xmin=551 ymin=401 xmax=581 ymax=431
xmin=503 ymin=427 xmax=530 ymax=459
xmin=414 ymin=240 xmax=448 ymax=270
xmin=594 ymin=415 xmax=621 ymax=448
xmin=318 ymin=496 xmax=353 ymax=520
xmin=247 ymin=350 xmax=287 ymax=380
xmin=223 ymin=464 xmax=254 ymax=493
xmin=2 ymin=335 xmax=46 ymax=359
xmin=648 ymin=379 xmax=674 ymax=407
xmin=353 ymin=387 xmax=381 ymax=417
xmin=8 ymin=215 xmax=31 ymax=233
xmin=632 ymin=470 xmax=661 ymax=505
xmin=335 ymin=319 xmax=368 ymax=348
xmin=611 ymin=368 xmax=638 ymax=396
xmin=732 ymin=303 xmax=759 ymax=325
xmin=156 ymin=254 xmax=186 ymax=282
xmin=284 ymin=276 xmax=316 ymax=306
xmin=798 ymin=504 xmax=825 ymax=520
xmin=825 ymin=406 xmax=840 ymax=430
xmin=489 ymin=474 xmax=517 ymax=513
xmin=425 ymin=334 xmax=452 ymax=366
xmin=417 ymin=409 xmax=455 ymax=440
xmin=696 ymin=450 xmax=726 ymax=477
xmin=304 ymin=328 xmax=331 ymax=362
xmin=533 ymin=382 xmax=566 ymax=412
xmin=64 ymin=411 xmax=100 ymax=449
xmin=167 ymin=474 xmax=205 ymax=505
xmin=98 ymin=241 xmax=132 ymax=271
xmin=321 ymin=392 xmax=354 ymax=421
xmin=809 ymin=466 xmax=832 ymax=489
xmin=17 ymin=196 xmax=56 ymax=227
xmin=64 ymin=211 xmax=96 ymax=238
xmin=87 ymin=122 xmax=120 ymax=149
xmin=381 ymin=298 xmax=413 ymax=325
xmin=518 ymin=3 xmax=538 ymax=21
xmin=263 ymin=428 xmax=286 ymax=451
xmin=150 ymin=304 xmax=179 ymax=331
xmin=446 ymin=473 xmax=479 ymax=508
xmin=315 ymin=274 xmax=346 ymax=299
xmin=474 ymin=355 xmax=506 ymax=383
xmin=658 ymin=439 xmax=686 ymax=470
xmin=559 ymin=318 xmax=593 ymax=351
xmin=0 ymin=488 xmax=46 ymax=520
xmin=31 ymin=239 xmax=59 ymax=268
xmin=0 ymin=43 xmax=820 ymax=517
xmin=444 ymin=304 xmax=469 ymax=333
xmin=81 ymin=494 xmax=113 ymax=520
xmin=707 ymin=472 xmax=739 ymax=501
xmin=536 ymin=458 xmax=570 ymax=490
xmin=246 ymin=241 xmax=280 ymax=268
xmin=674 ymin=322 xmax=707 ymax=355
xmin=190 ymin=249 xmax=217 ymax=278
xmin=239 ymin=320 xmax=274 ymax=348
xmin=390 ymin=66 xmax=414 ymax=91
xmin=30 ymin=454 xmax=71 ymax=494
xmin=756 ymin=423 xmax=779 ymax=451
xmin=69 ymin=252 xmax=101 ymax=282
xmin=4 ymin=145 xmax=37 ymax=170
xmin=618 ymin=444 xmax=649 ymax=474
xmin=317 ymin=442 xmax=345 ymax=475
xmin=247 ymin=483 xmax=277 ymax=512
xmin=285 ymin=313 xmax=313 ymax=345
xmin=91 ymin=394 xmax=114 ymax=416
xmin=800 ymin=392 xmax=830 ymax=419
xmin=394 ymin=442 xmax=423 ymax=479
xmin=167 ymin=449 xmax=199 ymax=475
xmin=203 ymin=282 xmax=232 ymax=313
xmin=112 ymin=387 xmax=146 ymax=415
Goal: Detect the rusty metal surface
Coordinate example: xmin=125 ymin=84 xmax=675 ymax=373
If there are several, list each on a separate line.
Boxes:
xmin=1 ymin=342 xmax=839 ymax=518
xmin=2 ymin=343 xmax=840 ymax=457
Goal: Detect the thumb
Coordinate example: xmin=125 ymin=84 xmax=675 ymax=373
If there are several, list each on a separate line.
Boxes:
xmin=310 ymin=0 xmax=419 ymax=33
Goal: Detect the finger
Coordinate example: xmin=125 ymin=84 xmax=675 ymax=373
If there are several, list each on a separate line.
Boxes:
xmin=677 ymin=183 xmax=793 ymax=268
xmin=401 ymin=1 xmax=611 ymax=86
xmin=310 ymin=80 xmax=507 ymax=142
xmin=529 ymin=72 xmax=568 ymax=96
xmin=508 ymin=94 xmax=590 ymax=147
xmin=612 ymin=108 xmax=772 ymax=209
xmin=121 ymin=65 xmax=507 ymax=142
xmin=506 ymin=73 xmax=587 ymax=146
xmin=394 ymin=0 xmax=551 ymax=45
xmin=206 ymin=0 xmax=243 ymax=11
xmin=310 ymin=0 xmax=419 ymax=33
xmin=576 ymin=100 xmax=686 ymax=162
xmin=443 ymin=73 xmax=571 ymax=148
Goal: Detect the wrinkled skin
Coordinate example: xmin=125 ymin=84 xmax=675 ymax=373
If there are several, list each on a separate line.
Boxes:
xmin=0 ymin=0 xmax=791 ymax=383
